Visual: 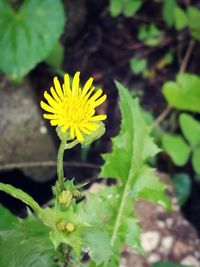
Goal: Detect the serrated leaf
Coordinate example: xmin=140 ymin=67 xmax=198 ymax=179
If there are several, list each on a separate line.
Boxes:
xmin=0 ymin=204 xmax=17 ymax=230
xmin=172 ymin=173 xmax=191 ymax=206
xmin=162 ymin=73 xmax=200 ymax=113
xmin=0 ymin=216 xmax=56 ymax=267
xmin=174 ymin=6 xmax=188 ymax=30
xmin=84 ymin=228 xmax=112 ymax=265
xmin=162 ymin=134 xmax=191 ymax=166
xmin=101 ymin=82 xmax=160 ymax=183
xmin=100 ymin=82 xmax=170 ymax=266
xmin=0 ymin=0 xmax=65 ymax=80
xmin=121 ymin=218 xmax=142 ymax=253
xmin=132 ymin=166 xmax=171 ymax=211
xmin=187 ymin=6 xmax=200 ymax=41
xmin=179 ymin=113 xmax=200 ymax=148
xmin=192 ymin=147 xmax=200 ymax=175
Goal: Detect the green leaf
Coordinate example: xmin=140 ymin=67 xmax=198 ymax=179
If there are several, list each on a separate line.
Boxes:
xmin=84 ymin=228 xmax=112 ymax=265
xmin=192 ymin=146 xmax=200 ymax=175
xmin=0 ymin=183 xmax=54 ymax=228
xmin=153 ymin=261 xmax=190 ymax=267
xmin=45 ymin=41 xmax=64 ymax=69
xmin=132 ymin=166 xmax=171 ymax=211
xmin=100 ymin=82 xmax=170 ymax=265
xmin=0 ymin=0 xmax=65 ymax=81
xmin=0 ymin=216 xmax=56 ymax=267
xmin=0 ymin=205 xmax=17 ymax=230
xmin=121 ymin=218 xmax=142 ymax=253
xmin=123 ymin=1 xmax=142 ymax=17
xmin=174 ymin=6 xmax=188 ymax=30
xmin=101 ymin=82 xmax=160 ymax=183
xmin=162 ymin=73 xmax=200 ymax=113
xmin=162 ymin=0 xmax=177 ymax=27
xmin=172 ymin=173 xmax=191 ymax=206
xmin=109 ymin=0 xmax=123 ymax=17
xmin=162 ymin=134 xmax=191 ymax=166
xmin=130 ymin=57 xmax=147 ymax=75
xmin=0 ymin=182 xmax=42 ymax=215
xmin=179 ymin=113 xmax=200 ymax=148
xmin=187 ymin=6 xmax=200 ymax=41
xmin=138 ymin=24 xmax=161 ymax=47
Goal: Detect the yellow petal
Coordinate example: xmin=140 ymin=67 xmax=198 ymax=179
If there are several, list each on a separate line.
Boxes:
xmin=80 ymin=127 xmax=91 ymax=135
xmin=63 ymin=83 xmax=71 ymax=97
xmin=93 ymin=94 xmax=107 ymax=108
xmin=44 ymin=91 xmax=60 ymax=109
xmin=89 ymin=89 xmax=103 ymax=103
xmin=75 ymin=126 xmax=83 ymax=141
xmin=50 ymin=87 xmax=61 ymax=102
xmin=54 ymin=77 xmax=64 ymax=99
xmin=50 ymin=120 xmax=64 ymax=126
xmin=81 ymin=77 xmax=93 ymax=97
xmin=72 ymin=71 xmax=80 ymax=96
xmin=89 ymin=115 xmax=107 ymax=121
xmin=70 ymin=126 xmax=75 ymax=139
xmin=64 ymin=74 xmax=70 ymax=91
xmin=85 ymin=122 xmax=99 ymax=131
xmin=40 ymin=101 xmax=56 ymax=113
xmin=43 ymin=114 xmax=60 ymax=120
xmin=83 ymin=86 xmax=95 ymax=101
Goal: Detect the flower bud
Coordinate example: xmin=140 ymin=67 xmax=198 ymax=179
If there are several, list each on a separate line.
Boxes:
xmin=58 ymin=190 xmax=73 ymax=207
xmin=57 ymin=221 xmax=67 ymax=232
xmin=66 ymin=222 xmax=75 ymax=233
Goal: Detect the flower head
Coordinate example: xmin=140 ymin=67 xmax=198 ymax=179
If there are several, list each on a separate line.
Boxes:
xmin=40 ymin=71 xmax=107 ymax=142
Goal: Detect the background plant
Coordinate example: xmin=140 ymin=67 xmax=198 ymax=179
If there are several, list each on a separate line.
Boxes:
xmin=0 ymin=0 xmax=65 ymax=81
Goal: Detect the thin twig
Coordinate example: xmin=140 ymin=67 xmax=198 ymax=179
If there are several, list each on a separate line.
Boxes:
xmin=153 ymin=39 xmax=196 ymax=128
xmin=179 ymin=39 xmax=195 ymax=73
xmin=152 ymin=106 xmax=172 ymax=128
xmin=0 ymin=161 xmax=100 ymax=171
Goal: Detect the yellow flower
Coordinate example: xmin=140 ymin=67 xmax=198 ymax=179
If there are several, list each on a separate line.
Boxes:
xmin=40 ymin=71 xmax=107 ymax=142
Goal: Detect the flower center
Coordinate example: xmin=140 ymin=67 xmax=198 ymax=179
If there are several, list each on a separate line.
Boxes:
xmin=61 ymin=95 xmax=94 ymax=125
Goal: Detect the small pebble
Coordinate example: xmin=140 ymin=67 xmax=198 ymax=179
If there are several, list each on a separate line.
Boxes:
xmin=39 ymin=126 xmax=47 ymax=134
xmin=166 ymin=218 xmax=174 ymax=228
xmin=148 ymin=253 xmax=161 ymax=263
xmin=161 ymin=236 xmax=174 ymax=251
xmin=181 ymin=255 xmax=200 ymax=267
xmin=141 ymin=231 xmax=160 ymax=253
xmin=157 ymin=220 xmax=165 ymax=229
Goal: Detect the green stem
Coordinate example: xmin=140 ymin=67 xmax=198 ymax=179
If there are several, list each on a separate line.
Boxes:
xmin=57 ymin=140 xmax=66 ymax=191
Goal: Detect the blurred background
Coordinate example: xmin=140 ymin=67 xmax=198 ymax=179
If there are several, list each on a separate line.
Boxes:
xmin=0 ymin=0 xmax=200 ymax=266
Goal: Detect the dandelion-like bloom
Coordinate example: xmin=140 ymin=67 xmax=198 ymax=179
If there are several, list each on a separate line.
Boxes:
xmin=40 ymin=71 xmax=107 ymax=142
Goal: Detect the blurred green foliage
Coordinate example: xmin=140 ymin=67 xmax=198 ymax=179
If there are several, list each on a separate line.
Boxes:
xmin=162 ymin=73 xmax=200 ymax=113
xmin=162 ymin=0 xmax=200 ymax=40
xmin=162 ymin=114 xmax=200 ymax=176
xmin=138 ymin=24 xmax=162 ymax=47
xmin=0 ymin=0 xmax=65 ymax=82
xmin=109 ymin=0 xmax=142 ymax=17
xmin=130 ymin=57 xmax=147 ymax=75
xmin=172 ymin=173 xmax=191 ymax=206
